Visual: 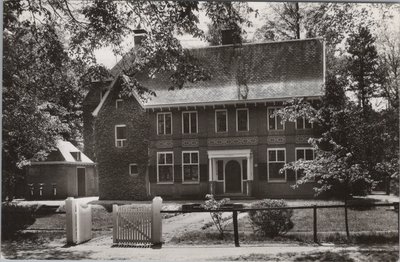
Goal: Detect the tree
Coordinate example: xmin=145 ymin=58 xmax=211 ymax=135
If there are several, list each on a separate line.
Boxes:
xmin=346 ymin=26 xmax=383 ymax=111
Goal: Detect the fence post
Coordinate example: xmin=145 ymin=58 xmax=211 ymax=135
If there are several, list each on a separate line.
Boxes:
xmin=151 ymin=197 xmax=163 ymax=247
xmin=112 ymin=204 xmax=119 ymax=244
xmin=344 ymin=202 xmax=350 ymax=239
xmin=65 ymin=197 xmax=76 ymax=244
xmin=313 ymin=205 xmax=318 ymax=243
xmin=233 ymin=211 xmax=240 ymax=247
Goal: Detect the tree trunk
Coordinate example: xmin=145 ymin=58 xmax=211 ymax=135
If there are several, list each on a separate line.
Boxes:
xmin=295 ymin=2 xmax=301 ymax=39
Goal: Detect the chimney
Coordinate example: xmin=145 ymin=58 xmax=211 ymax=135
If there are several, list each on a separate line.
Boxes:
xmin=133 ymin=29 xmax=147 ymax=46
xmin=221 ymin=29 xmax=241 ymax=45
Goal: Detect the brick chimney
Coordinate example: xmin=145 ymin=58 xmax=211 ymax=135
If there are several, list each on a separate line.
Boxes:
xmin=133 ymin=29 xmax=147 ymax=46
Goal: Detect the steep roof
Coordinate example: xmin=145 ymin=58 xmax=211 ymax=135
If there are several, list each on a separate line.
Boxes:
xmin=95 ymin=38 xmax=325 ymax=113
xmin=31 ymin=140 xmax=94 ymax=165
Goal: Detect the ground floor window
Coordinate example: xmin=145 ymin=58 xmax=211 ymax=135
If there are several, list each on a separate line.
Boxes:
xmin=157 ymin=152 xmax=174 ymax=183
xmin=296 ymin=148 xmax=315 ymax=180
xmin=268 ymin=148 xmax=286 ymax=182
xmin=182 ymin=151 xmax=199 ymax=183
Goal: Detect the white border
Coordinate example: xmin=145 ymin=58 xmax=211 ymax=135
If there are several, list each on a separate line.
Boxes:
xmin=267 ymin=148 xmax=286 ymax=183
xmin=156 ymin=151 xmax=174 ymax=184
xmin=215 ymin=109 xmax=228 ymax=133
xmin=181 ymin=151 xmax=200 ymax=184
xmin=115 ymin=124 xmax=127 ymax=147
xmin=156 ymin=112 xmax=173 ymax=135
xmin=182 ymin=111 xmax=198 ymax=134
xmin=236 ymin=108 xmax=249 ymax=132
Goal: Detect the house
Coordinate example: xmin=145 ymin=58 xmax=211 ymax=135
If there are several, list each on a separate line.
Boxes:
xmin=84 ymin=33 xmax=325 ymax=200
xmin=26 ymin=140 xmax=98 ymax=199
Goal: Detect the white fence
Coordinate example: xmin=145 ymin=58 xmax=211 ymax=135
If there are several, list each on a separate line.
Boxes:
xmin=113 ymin=197 xmax=162 ymax=246
xmin=66 ymin=197 xmax=92 ymax=244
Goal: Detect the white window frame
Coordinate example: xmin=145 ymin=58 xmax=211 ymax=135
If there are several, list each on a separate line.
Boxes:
xmin=295 ymin=117 xmax=313 ymax=130
xmin=157 ymin=152 xmax=174 ymax=184
xmin=116 ymin=99 xmax=123 ymax=109
xmin=215 ymin=109 xmax=228 ymax=133
xmin=115 ymin=125 xmax=127 ymax=148
xmin=129 ymin=163 xmax=139 ymax=176
xmin=267 ymin=107 xmax=285 ymax=131
xmin=236 ymin=108 xmax=249 ymax=132
xmin=157 ymin=112 xmax=173 ymax=135
xmin=182 ymin=151 xmax=200 ymax=184
xmin=295 ymin=147 xmax=316 ymax=181
xmin=267 ymin=148 xmax=287 ymax=182
xmin=182 ymin=111 xmax=198 ymax=134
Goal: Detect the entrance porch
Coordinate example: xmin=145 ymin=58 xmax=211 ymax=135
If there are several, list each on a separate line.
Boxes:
xmin=207 ymin=149 xmax=254 ymax=197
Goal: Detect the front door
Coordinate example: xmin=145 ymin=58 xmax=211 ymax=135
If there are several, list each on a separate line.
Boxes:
xmin=225 ymin=160 xmax=241 ymax=193
xmin=77 ymin=167 xmax=86 ymax=197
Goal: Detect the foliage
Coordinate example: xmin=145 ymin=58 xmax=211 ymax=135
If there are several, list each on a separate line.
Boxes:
xmin=201 ymin=194 xmax=230 ymax=239
xmin=2 ymin=203 xmax=37 ymax=239
xmin=248 ymin=199 xmax=294 ymax=237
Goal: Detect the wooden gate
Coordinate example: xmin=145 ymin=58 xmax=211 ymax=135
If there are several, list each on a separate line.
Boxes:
xmin=113 ymin=204 xmax=152 ymax=246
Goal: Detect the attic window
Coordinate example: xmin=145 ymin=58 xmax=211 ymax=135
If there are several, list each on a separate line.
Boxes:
xmin=71 ymin=152 xmax=81 ymax=161
xmin=116 ymin=99 xmax=123 ymax=109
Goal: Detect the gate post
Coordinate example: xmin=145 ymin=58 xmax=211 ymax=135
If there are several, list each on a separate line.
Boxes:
xmin=112 ymin=204 xmax=119 ymax=244
xmin=151 ymin=197 xmax=163 ymax=246
xmin=65 ymin=197 xmax=77 ymax=244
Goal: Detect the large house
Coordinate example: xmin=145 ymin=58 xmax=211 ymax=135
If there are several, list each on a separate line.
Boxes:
xmin=83 ymin=33 xmax=325 ymax=200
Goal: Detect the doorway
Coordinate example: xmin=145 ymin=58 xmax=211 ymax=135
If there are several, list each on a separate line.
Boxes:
xmin=225 ymin=160 xmax=242 ymax=193
xmin=77 ymin=167 xmax=86 ymax=197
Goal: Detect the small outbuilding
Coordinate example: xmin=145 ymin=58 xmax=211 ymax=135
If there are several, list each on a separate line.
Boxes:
xmin=26 ymin=140 xmax=98 ymax=199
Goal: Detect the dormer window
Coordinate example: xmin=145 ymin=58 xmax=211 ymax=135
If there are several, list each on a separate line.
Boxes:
xmin=71 ymin=152 xmax=81 ymax=161
xmin=116 ymin=99 xmax=123 ymax=109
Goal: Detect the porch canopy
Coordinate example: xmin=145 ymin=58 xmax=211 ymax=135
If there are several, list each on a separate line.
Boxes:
xmin=207 ymin=149 xmax=254 ymax=181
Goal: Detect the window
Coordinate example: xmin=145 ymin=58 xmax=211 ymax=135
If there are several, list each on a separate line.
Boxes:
xmin=157 ymin=113 xmax=172 ymax=135
xmin=116 ymin=99 xmax=123 ymax=109
xmin=157 ymin=152 xmax=174 ymax=183
xmin=215 ymin=110 xmax=228 ymax=133
xmin=182 ymin=111 xmax=198 ymax=134
xmin=268 ymin=108 xmax=284 ymax=130
xmin=296 ymin=117 xmax=313 ymax=129
xmin=296 ymin=148 xmax=315 ymax=180
xmin=71 ymin=152 xmax=81 ymax=161
xmin=217 ymin=160 xmax=224 ymax=180
xmin=129 ymin=164 xmax=138 ymax=176
xmin=242 ymin=159 xmax=248 ymax=180
xmin=236 ymin=108 xmax=249 ymax=131
xmin=182 ymin=151 xmax=199 ymax=183
xmin=267 ymin=148 xmax=286 ymax=182
xmin=115 ymin=125 xmax=127 ymax=147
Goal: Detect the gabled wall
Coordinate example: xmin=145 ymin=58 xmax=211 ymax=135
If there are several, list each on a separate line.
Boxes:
xmin=94 ymin=79 xmax=150 ymax=200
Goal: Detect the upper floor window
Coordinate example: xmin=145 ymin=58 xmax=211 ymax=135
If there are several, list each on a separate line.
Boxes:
xmin=157 ymin=152 xmax=174 ymax=183
xmin=115 ymin=125 xmax=127 ymax=147
xmin=182 ymin=111 xmax=198 ymax=134
xmin=215 ymin=109 xmax=228 ymax=133
xmin=157 ymin=112 xmax=172 ymax=135
xmin=182 ymin=151 xmax=199 ymax=183
xmin=116 ymin=99 xmax=123 ymax=109
xmin=267 ymin=148 xmax=286 ymax=182
xmin=129 ymin=163 xmax=138 ymax=176
xmin=296 ymin=117 xmax=313 ymax=129
xmin=296 ymin=148 xmax=315 ymax=180
xmin=236 ymin=108 xmax=249 ymax=131
xmin=268 ymin=108 xmax=284 ymax=130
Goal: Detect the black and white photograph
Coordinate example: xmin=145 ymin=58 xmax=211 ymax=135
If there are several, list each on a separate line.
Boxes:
xmin=2 ymin=1 xmax=400 ymax=261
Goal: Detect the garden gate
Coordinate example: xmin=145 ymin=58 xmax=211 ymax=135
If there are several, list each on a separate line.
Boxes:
xmin=113 ymin=197 xmax=162 ymax=246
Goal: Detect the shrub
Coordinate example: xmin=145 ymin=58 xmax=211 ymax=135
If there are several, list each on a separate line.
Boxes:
xmin=248 ymin=199 xmax=294 ymax=237
xmin=201 ymin=194 xmax=230 ymax=239
xmin=2 ymin=203 xmax=37 ymax=239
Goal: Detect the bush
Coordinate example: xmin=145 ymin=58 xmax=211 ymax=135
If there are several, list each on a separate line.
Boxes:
xmin=248 ymin=199 xmax=294 ymax=238
xmin=201 ymin=194 xmax=230 ymax=239
xmin=2 ymin=203 xmax=37 ymax=239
